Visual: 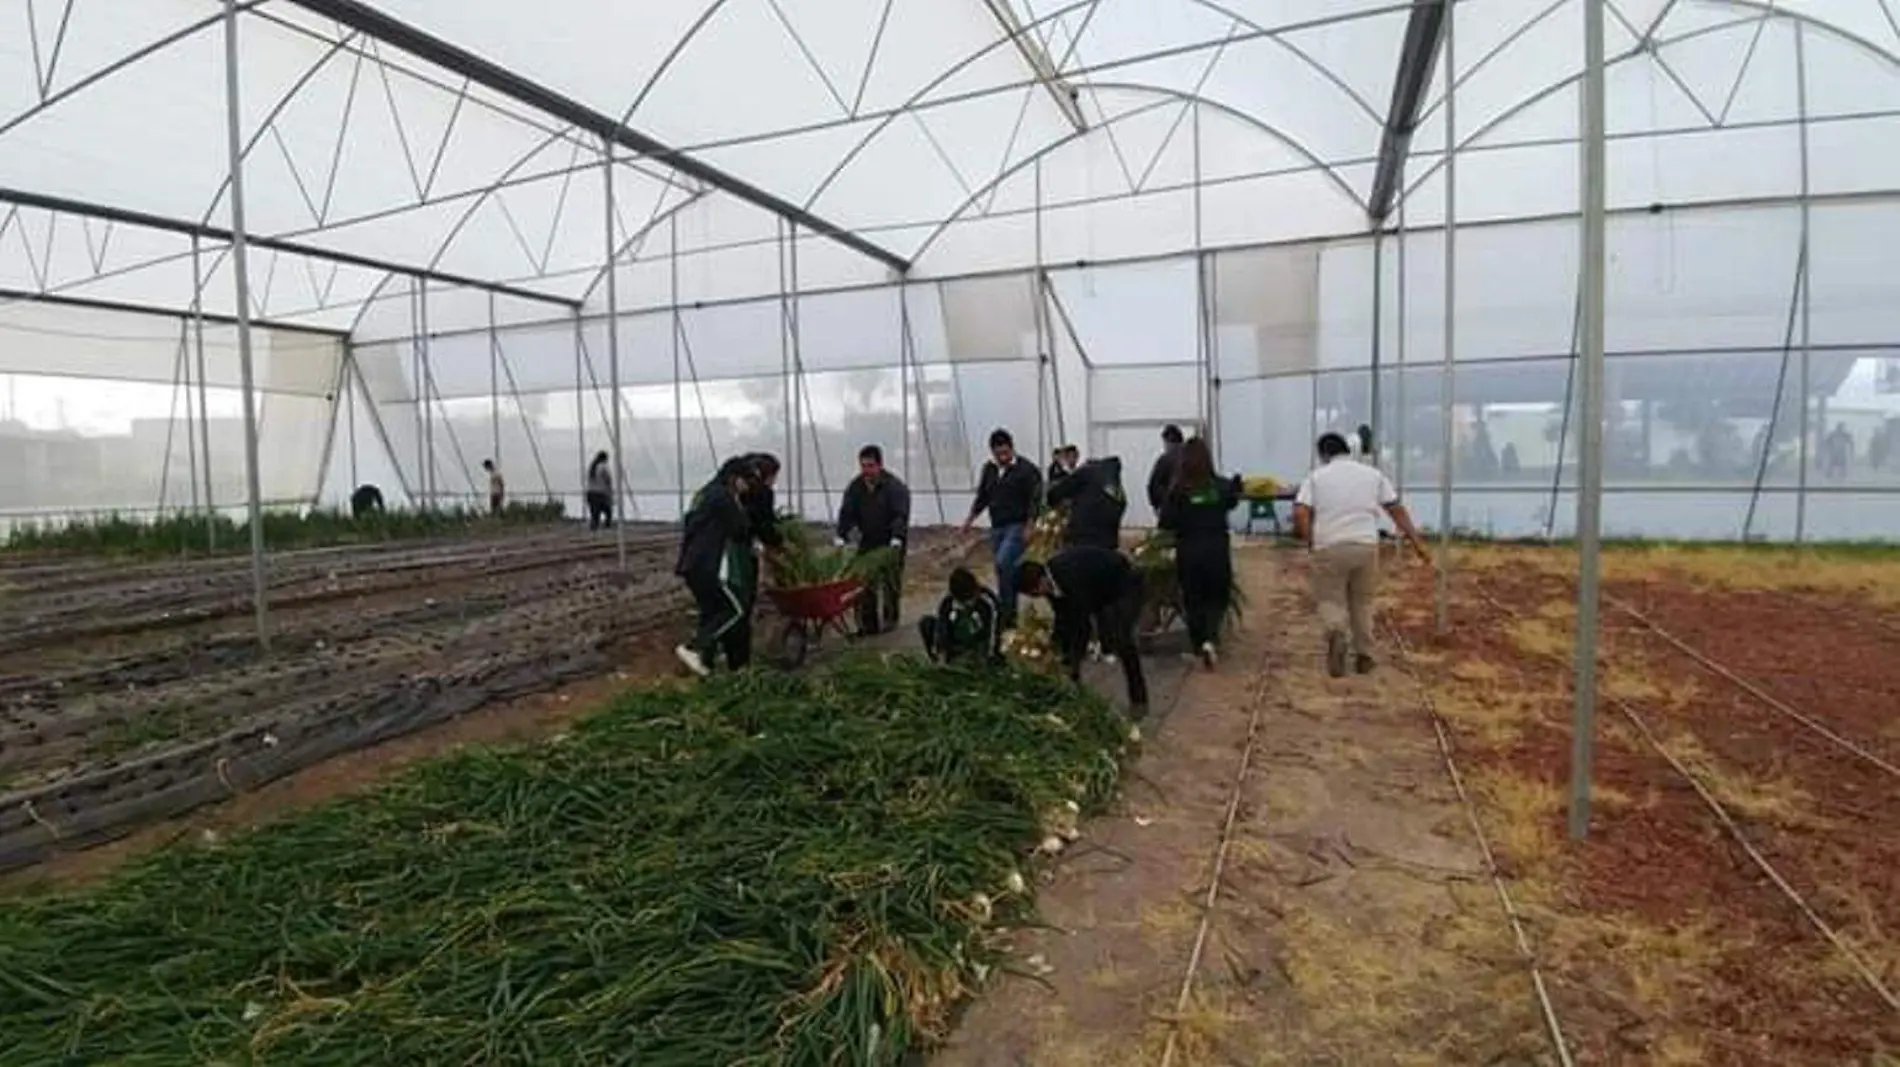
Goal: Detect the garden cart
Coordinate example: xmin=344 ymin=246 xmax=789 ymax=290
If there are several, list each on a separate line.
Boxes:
xmin=765 ymin=577 xmax=863 ymax=668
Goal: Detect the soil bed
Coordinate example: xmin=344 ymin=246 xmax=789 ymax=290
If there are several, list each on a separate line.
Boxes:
xmin=1388 ymin=549 xmax=1900 ymax=1066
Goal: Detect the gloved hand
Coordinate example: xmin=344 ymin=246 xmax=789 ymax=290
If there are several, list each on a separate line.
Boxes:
xmin=833 ymin=536 xmax=849 ymax=548
xmin=891 ymin=538 xmax=904 ymax=551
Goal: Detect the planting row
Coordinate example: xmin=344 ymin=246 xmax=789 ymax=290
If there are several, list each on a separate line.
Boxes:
xmin=0 ymin=658 xmax=1134 ymax=1065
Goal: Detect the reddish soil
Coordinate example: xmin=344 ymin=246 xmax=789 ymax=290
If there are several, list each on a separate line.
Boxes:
xmin=1388 ymin=561 xmax=1900 ymax=1066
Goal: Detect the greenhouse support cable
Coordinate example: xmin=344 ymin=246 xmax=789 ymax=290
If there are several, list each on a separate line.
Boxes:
xmin=1606 ymin=595 xmax=1900 ymax=780
xmin=1543 ymin=291 xmax=1583 ymax=541
xmin=1472 ymin=586 xmax=1900 ymax=1014
xmin=1742 ymin=244 xmax=1806 ymax=541
xmin=1386 ymin=621 xmax=1576 ymax=1067
xmin=1157 ymin=645 xmax=1273 ymax=1067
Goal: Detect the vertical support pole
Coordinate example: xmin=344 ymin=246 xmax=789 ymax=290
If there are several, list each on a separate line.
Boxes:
xmin=1433 ymin=0 xmax=1458 ymax=634
xmin=181 ymin=318 xmax=201 ymax=515
xmin=1395 ymin=199 xmax=1408 ymax=496
xmin=1370 ymin=228 xmax=1384 ymax=459
xmin=346 ymin=350 xmax=359 ymax=491
xmin=1570 ymin=0 xmax=1609 ymax=842
xmin=1794 ymin=23 xmax=1812 ymax=543
xmin=489 ymin=291 xmax=501 ymax=474
xmin=789 ymin=225 xmax=807 ymax=509
xmin=1033 ymin=158 xmax=1048 ymax=465
xmin=572 ymin=309 xmax=585 ymax=515
xmin=1193 ymin=101 xmax=1214 ymax=447
xmin=221 ymin=0 xmax=269 ymax=649
xmin=900 ymin=286 xmax=911 ymax=477
xmin=191 ymin=235 xmax=216 ymax=550
xmin=602 ymin=136 xmax=627 ymax=570
xmin=420 ymin=281 xmax=435 ymax=508
xmin=411 ymin=282 xmax=424 ymax=508
xmin=778 ymin=221 xmax=795 ymax=510
xmin=671 ymin=215 xmax=686 ymax=517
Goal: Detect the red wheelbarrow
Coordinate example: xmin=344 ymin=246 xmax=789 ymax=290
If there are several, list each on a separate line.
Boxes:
xmin=764 ymin=578 xmax=863 ymax=668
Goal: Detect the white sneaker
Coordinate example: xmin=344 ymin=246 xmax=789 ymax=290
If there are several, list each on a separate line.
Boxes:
xmin=1199 ymin=642 xmax=1219 ymax=670
xmin=1087 ymin=641 xmax=1104 ymax=662
xmin=674 ymin=645 xmax=710 ymax=678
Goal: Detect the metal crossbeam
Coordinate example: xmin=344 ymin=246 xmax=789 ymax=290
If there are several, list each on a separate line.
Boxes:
xmin=281 ymin=0 xmax=913 ymax=274
xmin=0 ymin=285 xmax=349 ymax=338
xmin=1368 ymin=0 xmax=1450 ymax=222
xmin=0 ymin=186 xmax=580 ymax=308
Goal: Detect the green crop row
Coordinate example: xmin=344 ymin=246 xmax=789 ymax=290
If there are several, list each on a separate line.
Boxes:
xmin=3 ymin=502 xmax=569 ymax=559
xmin=0 ymin=657 xmax=1132 ymax=1066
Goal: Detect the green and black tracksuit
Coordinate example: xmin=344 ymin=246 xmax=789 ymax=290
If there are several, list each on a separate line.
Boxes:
xmin=677 ymin=478 xmax=757 ymax=669
xmin=919 ymin=587 xmax=1002 ymax=665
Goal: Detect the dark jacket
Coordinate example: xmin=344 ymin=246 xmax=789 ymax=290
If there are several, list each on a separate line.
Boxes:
xmin=970 ymin=458 xmax=1042 ymax=527
xmin=1146 ymin=448 xmax=1180 ymax=511
xmin=745 ymin=484 xmax=784 ymax=550
xmin=1046 ymin=457 xmax=1127 ymax=551
xmin=838 ymin=472 xmax=911 ymax=547
xmin=1044 ymin=545 xmax=1141 ymax=665
xmin=1158 ymin=475 xmax=1242 ymax=544
xmin=676 ymin=478 xmax=750 ymax=579
xmin=933 ymin=587 xmax=1002 ymax=664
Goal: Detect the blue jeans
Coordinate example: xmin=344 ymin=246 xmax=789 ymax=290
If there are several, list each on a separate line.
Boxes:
xmin=989 ymin=523 xmax=1028 ymax=625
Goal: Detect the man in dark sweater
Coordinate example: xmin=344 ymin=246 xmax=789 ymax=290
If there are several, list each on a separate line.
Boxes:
xmin=837 ymin=444 xmax=911 ymax=635
xmin=1017 ymin=547 xmax=1150 ymax=718
xmin=960 ymin=428 xmax=1042 ymax=628
xmin=1146 ymin=424 xmax=1186 ymax=512
xmin=1046 ymin=455 xmax=1128 ymax=551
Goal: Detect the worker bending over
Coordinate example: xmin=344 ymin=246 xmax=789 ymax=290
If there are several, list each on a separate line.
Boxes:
xmin=919 ymin=567 xmax=1002 ymax=666
xmin=1017 ymin=546 xmax=1150 ymax=719
xmin=674 ymin=456 xmax=762 ymax=677
xmin=1292 ymin=432 xmax=1430 ymax=677
xmin=837 ymin=444 xmax=910 ymax=636
xmin=1046 ymin=453 xmax=1128 ymax=551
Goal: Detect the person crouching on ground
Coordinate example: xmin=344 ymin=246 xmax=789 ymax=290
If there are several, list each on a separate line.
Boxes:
xmin=1292 ymin=432 xmax=1430 ymax=678
xmin=674 ymin=456 xmax=760 ymax=677
xmin=837 ymin=444 xmax=911 ymax=636
xmin=960 ymin=428 xmax=1042 ymax=629
xmin=1158 ymin=436 xmax=1241 ymax=670
xmin=919 ymin=566 xmax=1002 ymax=666
xmin=1017 ymin=547 xmax=1150 ymax=719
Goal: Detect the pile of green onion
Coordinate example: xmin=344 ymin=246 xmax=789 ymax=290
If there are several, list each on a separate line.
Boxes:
xmin=0 ymin=656 xmax=1131 ymax=1065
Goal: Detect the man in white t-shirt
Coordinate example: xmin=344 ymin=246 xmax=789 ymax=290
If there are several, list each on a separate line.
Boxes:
xmin=1293 ymin=432 xmax=1430 ymax=677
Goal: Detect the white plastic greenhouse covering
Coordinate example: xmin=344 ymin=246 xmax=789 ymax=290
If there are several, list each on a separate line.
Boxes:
xmin=3 ymin=0 xmax=1898 ymax=539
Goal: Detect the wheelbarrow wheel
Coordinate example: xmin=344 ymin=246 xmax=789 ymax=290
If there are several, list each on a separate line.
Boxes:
xmin=776 ymin=620 xmax=811 ymax=669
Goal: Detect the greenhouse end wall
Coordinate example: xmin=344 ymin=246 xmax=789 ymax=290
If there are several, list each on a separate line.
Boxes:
xmin=328 ymin=194 xmax=1900 ymax=543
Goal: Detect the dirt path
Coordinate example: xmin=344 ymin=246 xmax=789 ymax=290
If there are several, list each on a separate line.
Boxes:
xmin=935 ymin=547 xmax=1554 ymax=1066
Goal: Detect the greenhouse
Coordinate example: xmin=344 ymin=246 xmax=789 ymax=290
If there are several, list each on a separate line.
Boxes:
xmin=4 ymin=3 xmax=1900 ymax=1065
xmin=2 ymin=0 xmax=1892 ymax=540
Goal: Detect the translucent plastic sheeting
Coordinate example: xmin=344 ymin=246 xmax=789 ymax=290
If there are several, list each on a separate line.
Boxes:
xmin=0 ymin=300 xmax=340 ymax=394
xmin=1 ymin=375 xmax=331 ymax=518
xmin=1046 ymin=259 xmax=1198 ymax=365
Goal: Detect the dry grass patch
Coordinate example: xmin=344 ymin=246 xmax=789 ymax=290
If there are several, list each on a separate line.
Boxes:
xmin=1465 ymin=767 xmax=1566 ymax=877
xmin=1660 ymin=731 xmax=1826 ymax=829
xmin=1432 ymin=684 xmax=1551 ymax=750
xmin=1508 ymin=617 xmax=1573 ymax=661
xmin=1603 ymin=546 xmax=1900 ymax=611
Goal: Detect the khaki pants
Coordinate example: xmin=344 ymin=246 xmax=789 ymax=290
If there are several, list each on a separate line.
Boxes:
xmin=1311 ymin=543 xmax=1379 ymax=653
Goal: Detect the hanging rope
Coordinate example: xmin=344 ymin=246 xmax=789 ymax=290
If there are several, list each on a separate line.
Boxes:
xmin=1741 ymin=244 xmax=1808 ymax=540
xmin=1543 ymin=291 xmax=1584 ymax=541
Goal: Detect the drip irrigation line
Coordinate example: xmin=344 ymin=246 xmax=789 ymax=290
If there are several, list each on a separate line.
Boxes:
xmin=1471 ymin=585 xmax=1900 ymax=1014
xmin=1605 ymin=594 xmax=1900 ymax=780
xmin=1386 ymin=620 xmax=1576 ymax=1067
xmin=1157 ymin=641 xmax=1273 ymax=1067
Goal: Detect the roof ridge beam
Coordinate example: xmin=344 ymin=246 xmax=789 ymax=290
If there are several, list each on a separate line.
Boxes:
xmin=279 ymin=0 xmax=912 ymax=274
xmin=979 ymin=0 xmax=1089 ymax=132
xmin=1368 ymin=0 xmax=1449 ymax=223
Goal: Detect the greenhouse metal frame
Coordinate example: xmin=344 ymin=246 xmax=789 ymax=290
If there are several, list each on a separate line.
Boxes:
xmin=4 ymin=2 xmax=1898 ymax=668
